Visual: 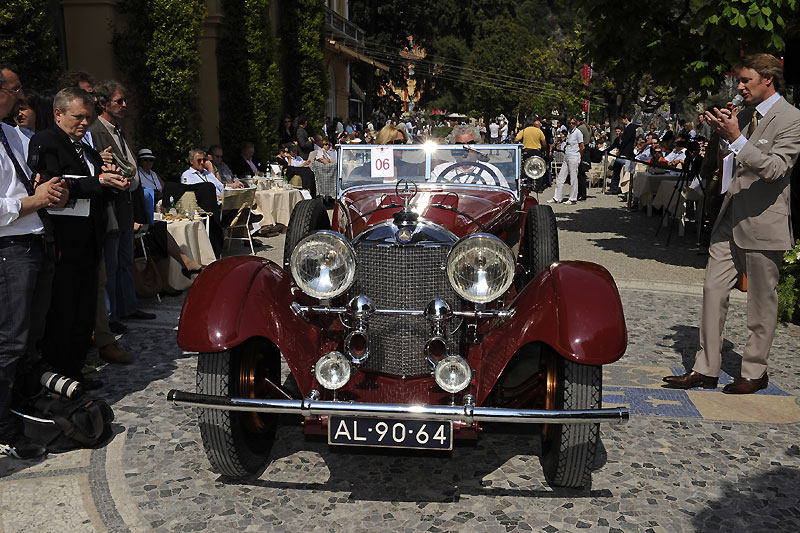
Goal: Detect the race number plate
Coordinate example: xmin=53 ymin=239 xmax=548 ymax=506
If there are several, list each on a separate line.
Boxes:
xmin=328 ymin=417 xmax=453 ymax=450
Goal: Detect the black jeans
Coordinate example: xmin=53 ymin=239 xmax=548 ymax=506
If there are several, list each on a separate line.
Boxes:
xmin=610 ymin=160 xmax=624 ymax=192
xmin=0 ymin=238 xmax=43 ymax=432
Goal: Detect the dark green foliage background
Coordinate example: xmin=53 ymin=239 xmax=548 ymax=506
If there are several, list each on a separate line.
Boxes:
xmin=113 ymin=0 xmax=206 ymax=180
xmin=0 ymin=0 xmax=60 ymax=92
xmin=218 ymin=0 xmax=282 ymax=161
xmin=279 ymin=0 xmax=327 ymax=133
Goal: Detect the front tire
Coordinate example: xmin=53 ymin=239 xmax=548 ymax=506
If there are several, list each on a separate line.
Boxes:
xmin=540 ymin=351 xmax=601 ymax=488
xmin=522 ymin=205 xmax=558 ymax=284
xmin=196 ymin=340 xmax=280 ymax=477
xmin=283 ymin=198 xmax=331 ymax=269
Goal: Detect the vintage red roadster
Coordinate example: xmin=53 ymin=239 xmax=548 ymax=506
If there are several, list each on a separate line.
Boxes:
xmin=168 ymin=142 xmax=629 ymax=488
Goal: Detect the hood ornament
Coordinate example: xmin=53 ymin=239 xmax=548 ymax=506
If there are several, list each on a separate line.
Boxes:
xmin=393 ymin=179 xmax=419 ymax=227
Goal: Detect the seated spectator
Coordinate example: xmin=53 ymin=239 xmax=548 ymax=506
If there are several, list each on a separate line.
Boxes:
xmin=181 ymin=149 xmax=225 ymax=196
xmin=664 ymin=139 xmax=688 ymax=168
xmin=137 ymin=148 xmax=163 ymax=199
xmin=228 ymin=141 xmax=263 ymax=178
xmin=208 ymin=144 xmax=244 ymax=187
xmin=648 ymin=146 xmax=668 ymax=166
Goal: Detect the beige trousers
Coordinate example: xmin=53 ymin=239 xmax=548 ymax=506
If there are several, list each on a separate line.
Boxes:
xmin=692 ymin=209 xmax=783 ymax=379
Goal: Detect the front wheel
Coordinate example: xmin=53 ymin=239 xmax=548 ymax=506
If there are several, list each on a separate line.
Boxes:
xmin=196 ymin=339 xmax=280 ymax=477
xmin=539 ymin=351 xmax=601 ymax=488
xmin=521 ymin=204 xmax=559 ymax=284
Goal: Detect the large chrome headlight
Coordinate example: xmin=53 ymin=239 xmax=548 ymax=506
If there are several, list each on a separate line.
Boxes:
xmin=314 ymin=351 xmax=352 ymax=390
xmin=446 ymin=233 xmax=514 ymax=303
xmin=523 ymin=155 xmax=547 ymax=180
xmin=290 ymin=231 xmax=356 ymax=299
xmin=434 ymin=355 xmax=472 ymax=393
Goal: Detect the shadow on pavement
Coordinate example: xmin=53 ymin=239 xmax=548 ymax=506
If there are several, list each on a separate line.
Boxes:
xmin=554 ymin=207 xmax=709 ymax=269
xmin=664 ymin=325 xmax=742 ymax=378
xmin=692 ymin=466 xmax=800 ymax=530
xmin=225 ymin=424 xmax=612 ymax=502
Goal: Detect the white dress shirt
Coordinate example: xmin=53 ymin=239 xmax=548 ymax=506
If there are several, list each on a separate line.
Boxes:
xmin=180 ymin=167 xmax=224 ymax=196
xmin=728 ymin=91 xmax=782 ymax=154
xmin=0 ymin=123 xmax=43 ymax=236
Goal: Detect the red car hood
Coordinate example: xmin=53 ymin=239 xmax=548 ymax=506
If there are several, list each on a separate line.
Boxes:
xmin=340 ymin=185 xmax=517 ymax=238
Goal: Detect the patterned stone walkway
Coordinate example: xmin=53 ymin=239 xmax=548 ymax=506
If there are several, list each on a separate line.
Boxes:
xmin=2 ymin=280 xmax=800 ymax=532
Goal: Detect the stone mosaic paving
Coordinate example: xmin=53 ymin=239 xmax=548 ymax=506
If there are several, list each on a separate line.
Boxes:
xmin=2 ymin=287 xmax=800 ymax=532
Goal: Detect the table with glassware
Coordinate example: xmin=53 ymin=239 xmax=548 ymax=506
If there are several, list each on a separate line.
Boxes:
xmin=163 ymin=216 xmax=216 ymax=290
xmin=252 ymin=178 xmax=307 ymax=227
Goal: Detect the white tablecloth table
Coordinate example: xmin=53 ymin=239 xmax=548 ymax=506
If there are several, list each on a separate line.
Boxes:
xmin=254 ymin=188 xmax=305 ymax=227
xmin=165 ymin=218 xmax=216 ymax=290
xmin=632 ymin=170 xmax=681 ymax=215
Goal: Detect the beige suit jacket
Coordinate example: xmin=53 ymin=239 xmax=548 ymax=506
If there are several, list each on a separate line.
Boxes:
xmin=712 ymin=96 xmax=800 ymax=250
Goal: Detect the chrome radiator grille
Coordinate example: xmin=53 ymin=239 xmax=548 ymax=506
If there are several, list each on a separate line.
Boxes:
xmin=353 ymin=243 xmax=462 ymax=376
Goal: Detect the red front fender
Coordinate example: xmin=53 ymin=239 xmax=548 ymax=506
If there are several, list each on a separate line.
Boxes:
xmin=475 ymin=261 xmax=627 ymax=403
xmin=177 ymin=256 xmax=321 ymax=393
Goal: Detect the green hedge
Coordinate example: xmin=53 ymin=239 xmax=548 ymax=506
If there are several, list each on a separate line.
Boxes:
xmin=218 ymin=0 xmax=282 ymax=161
xmin=279 ymin=0 xmax=327 ymax=132
xmin=0 ymin=0 xmax=60 ymax=92
xmin=113 ymin=0 xmax=206 ymax=179
xmin=777 ymin=240 xmax=800 ymax=323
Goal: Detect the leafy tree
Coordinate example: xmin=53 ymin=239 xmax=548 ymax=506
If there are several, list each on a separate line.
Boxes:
xmin=0 ymin=0 xmax=60 ymax=92
xmin=218 ymin=0 xmax=282 ymax=159
xmin=113 ymin=0 xmax=206 ymax=179
xmin=578 ymin=0 xmax=798 ymax=94
xmin=279 ymin=0 xmax=327 ymax=131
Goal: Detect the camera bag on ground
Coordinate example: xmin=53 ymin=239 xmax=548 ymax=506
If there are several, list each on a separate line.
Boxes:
xmin=12 ymin=373 xmax=115 ymax=453
xmin=14 ymin=392 xmax=114 ymax=452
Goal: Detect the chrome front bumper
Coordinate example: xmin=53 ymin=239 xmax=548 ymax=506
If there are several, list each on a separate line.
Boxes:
xmin=167 ymin=390 xmax=629 ymax=425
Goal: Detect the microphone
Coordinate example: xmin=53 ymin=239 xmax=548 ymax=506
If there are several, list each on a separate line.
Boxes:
xmin=730 ymin=94 xmax=744 ymax=109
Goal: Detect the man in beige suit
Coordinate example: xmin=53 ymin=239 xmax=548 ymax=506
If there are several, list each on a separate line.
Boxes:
xmin=664 ymin=54 xmax=800 ymax=394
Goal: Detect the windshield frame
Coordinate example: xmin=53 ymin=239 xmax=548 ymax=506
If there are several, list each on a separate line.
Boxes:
xmin=335 ymin=144 xmax=522 ymax=200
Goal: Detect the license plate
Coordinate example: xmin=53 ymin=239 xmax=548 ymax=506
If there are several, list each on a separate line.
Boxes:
xmin=328 ymin=417 xmax=453 ymax=450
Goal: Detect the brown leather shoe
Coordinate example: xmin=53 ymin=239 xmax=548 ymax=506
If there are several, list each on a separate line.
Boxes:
xmin=722 ymin=373 xmax=768 ymax=394
xmin=99 ymin=342 xmax=133 ymax=365
xmin=662 ymin=370 xmax=718 ymax=389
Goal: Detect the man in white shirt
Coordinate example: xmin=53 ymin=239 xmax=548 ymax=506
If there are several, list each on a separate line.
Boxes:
xmin=181 ymin=149 xmax=225 ymax=196
xmin=548 ymin=117 xmax=584 ymax=205
xmin=1 ymin=67 xmax=69 ymax=459
xmin=500 ymin=121 xmax=509 ymax=142
xmin=488 ymin=120 xmax=500 ymax=143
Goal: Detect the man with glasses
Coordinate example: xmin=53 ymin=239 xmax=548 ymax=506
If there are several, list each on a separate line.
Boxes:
xmin=548 ymin=117 xmax=584 ymax=205
xmin=207 ymin=144 xmax=244 ymax=188
xmin=181 ymin=150 xmax=224 ymax=196
xmin=431 ymin=125 xmax=509 ymax=187
xmin=29 ymin=87 xmax=129 ymax=390
xmin=1 ymin=66 xmax=71 ymax=459
xmin=89 ymin=80 xmax=156 ymax=334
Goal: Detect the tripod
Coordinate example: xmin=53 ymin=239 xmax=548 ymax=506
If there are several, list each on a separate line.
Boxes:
xmin=655 ymin=166 xmax=703 ymax=246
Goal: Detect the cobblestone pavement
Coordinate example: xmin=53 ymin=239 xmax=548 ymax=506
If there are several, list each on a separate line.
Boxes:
xmin=2 ymin=188 xmax=800 ymax=532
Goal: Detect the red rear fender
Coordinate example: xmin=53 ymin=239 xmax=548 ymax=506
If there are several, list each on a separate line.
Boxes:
xmin=177 ymin=256 xmax=321 ymax=392
xmin=475 ymin=261 xmax=627 ymax=402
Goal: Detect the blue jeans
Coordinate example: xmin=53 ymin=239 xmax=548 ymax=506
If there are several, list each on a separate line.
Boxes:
xmin=0 ymin=239 xmax=42 ymax=428
xmin=105 ymin=226 xmax=137 ymax=321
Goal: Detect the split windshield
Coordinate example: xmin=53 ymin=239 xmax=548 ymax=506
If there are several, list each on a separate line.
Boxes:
xmin=338 ymin=144 xmax=519 ymax=192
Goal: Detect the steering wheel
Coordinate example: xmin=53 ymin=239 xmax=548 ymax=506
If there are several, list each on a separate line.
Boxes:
xmin=435 ymin=160 xmax=501 ymax=186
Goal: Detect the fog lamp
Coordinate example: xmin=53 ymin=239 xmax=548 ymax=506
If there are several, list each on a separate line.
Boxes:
xmin=433 ymin=355 xmax=472 ymax=393
xmin=314 ymin=351 xmax=352 ymax=390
